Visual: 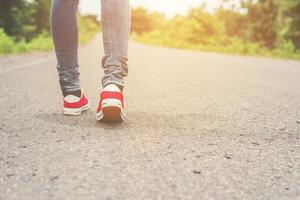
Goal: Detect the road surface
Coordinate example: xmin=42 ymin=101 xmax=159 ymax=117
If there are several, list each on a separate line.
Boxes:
xmin=0 ymin=35 xmax=299 ymax=199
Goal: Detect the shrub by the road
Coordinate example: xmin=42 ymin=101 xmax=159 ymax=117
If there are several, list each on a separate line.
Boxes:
xmin=0 ymin=30 xmax=53 ymax=54
xmin=131 ymin=1 xmax=300 ymax=60
xmin=0 ymin=16 xmax=99 ymax=54
xmin=0 ymin=0 xmax=99 ymax=54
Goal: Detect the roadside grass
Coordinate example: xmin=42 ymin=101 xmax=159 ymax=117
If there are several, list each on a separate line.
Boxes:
xmin=133 ymin=31 xmax=300 ymax=60
xmin=0 ymin=16 xmax=100 ymax=55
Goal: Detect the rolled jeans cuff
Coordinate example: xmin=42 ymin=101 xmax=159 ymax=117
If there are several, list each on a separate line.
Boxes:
xmin=56 ymin=52 xmax=81 ymax=93
xmin=101 ymin=54 xmax=128 ymax=88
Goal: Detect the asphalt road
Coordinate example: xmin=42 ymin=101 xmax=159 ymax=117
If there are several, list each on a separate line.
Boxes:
xmin=0 ymin=35 xmax=299 ymax=200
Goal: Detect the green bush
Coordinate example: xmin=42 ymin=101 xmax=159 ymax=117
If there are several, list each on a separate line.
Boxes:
xmin=25 ymin=32 xmax=53 ymax=51
xmin=131 ymin=4 xmax=300 ymax=60
xmin=0 ymin=29 xmax=15 ymax=53
xmin=0 ymin=29 xmax=54 ymax=54
xmin=0 ymin=15 xmax=99 ymax=54
xmin=78 ymin=15 xmax=100 ymax=44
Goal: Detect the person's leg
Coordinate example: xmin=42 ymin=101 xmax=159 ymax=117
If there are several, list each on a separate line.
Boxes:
xmin=101 ymin=0 xmax=131 ymax=91
xmin=96 ymin=0 xmax=130 ymax=122
xmin=51 ymin=0 xmax=90 ymax=116
xmin=51 ymin=0 xmax=81 ymax=97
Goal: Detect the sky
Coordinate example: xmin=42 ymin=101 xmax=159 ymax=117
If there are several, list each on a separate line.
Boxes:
xmin=79 ymin=0 xmax=241 ymax=18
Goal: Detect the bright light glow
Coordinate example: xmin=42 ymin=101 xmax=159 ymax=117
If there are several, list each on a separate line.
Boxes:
xmin=80 ymin=0 xmax=241 ymax=18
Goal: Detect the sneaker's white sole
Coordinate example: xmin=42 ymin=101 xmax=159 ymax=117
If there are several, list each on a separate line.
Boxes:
xmin=63 ymin=101 xmax=91 ymax=116
xmin=96 ymin=99 xmax=125 ymax=122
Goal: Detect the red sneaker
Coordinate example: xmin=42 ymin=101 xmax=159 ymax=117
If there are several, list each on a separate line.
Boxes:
xmin=63 ymin=90 xmax=91 ymax=116
xmin=96 ymin=84 xmax=125 ymax=122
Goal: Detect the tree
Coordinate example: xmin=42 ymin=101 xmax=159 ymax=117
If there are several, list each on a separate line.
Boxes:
xmin=0 ymin=0 xmax=30 ymax=40
xmin=243 ymin=0 xmax=279 ymax=49
xmin=33 ymin=0 xmax=51 ymax=34
xmin=0 ymin=0 xmax=52 ymax=41
xmin=188 ymin=6 xmax=223 ymax=37
xmin=131 ymin=7 xmax=155 ymax=35
xmin=284 ymin=0 xmax=300 ymax=49
xmin=217 ymin=9 xmax=246 ymax=38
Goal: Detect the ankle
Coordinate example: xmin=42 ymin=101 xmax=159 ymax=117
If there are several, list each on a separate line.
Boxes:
xmin=63 ymin=89 xmax=82 ymax=98
xmin=104 ymin=84 xmax=123 ymax=92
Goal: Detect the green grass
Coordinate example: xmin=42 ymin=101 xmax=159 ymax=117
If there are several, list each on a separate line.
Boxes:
xmin=0 ymin=16 xmax=99 ymax=55
xmin=133 ymin=31 xmax=300 ymax=60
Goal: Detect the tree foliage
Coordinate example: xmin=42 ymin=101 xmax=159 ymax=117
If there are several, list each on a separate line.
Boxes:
xmin=243 ymin=0 xmax=279 ymax=48
xmin=131 ymin=7 xmax=165 ymax=35
xmin=284 ymin=0 xmax=300 ymax=49
xmin=0 ymin=0 xmax=99 ymax=54
xmin=131 ymin=0 xmax=300 ymax=55
xmin=1 ymin=0 xmax=299 ymax=56
xmin=0 ymin=0 xmax=51 ymax=41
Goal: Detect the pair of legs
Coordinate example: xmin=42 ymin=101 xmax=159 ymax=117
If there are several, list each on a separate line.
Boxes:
xmin=51 ymin=0 xmax=131 ymax=96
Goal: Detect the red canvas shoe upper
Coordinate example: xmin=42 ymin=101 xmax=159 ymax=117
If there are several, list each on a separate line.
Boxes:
xmin=97 ymin=84 xmax=124 ymax=113
xmin=64 ymin=92 xmax=89 ymax=109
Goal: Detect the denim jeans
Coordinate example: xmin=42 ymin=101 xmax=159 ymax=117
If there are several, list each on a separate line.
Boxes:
xmin=50 ymin=0 xmax=130 ymax=94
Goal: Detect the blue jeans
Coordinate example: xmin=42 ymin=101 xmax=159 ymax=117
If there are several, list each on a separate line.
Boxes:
xmin=51 ymin=0 xmax=130 ymax=94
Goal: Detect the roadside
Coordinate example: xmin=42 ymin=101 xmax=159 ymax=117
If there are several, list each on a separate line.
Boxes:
xmin=0 ymin=15 xmax=99 ymax=55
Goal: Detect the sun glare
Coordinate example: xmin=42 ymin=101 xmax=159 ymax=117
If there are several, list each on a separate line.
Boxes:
xmin=80 ymin=0 xmax=240 ymax=18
